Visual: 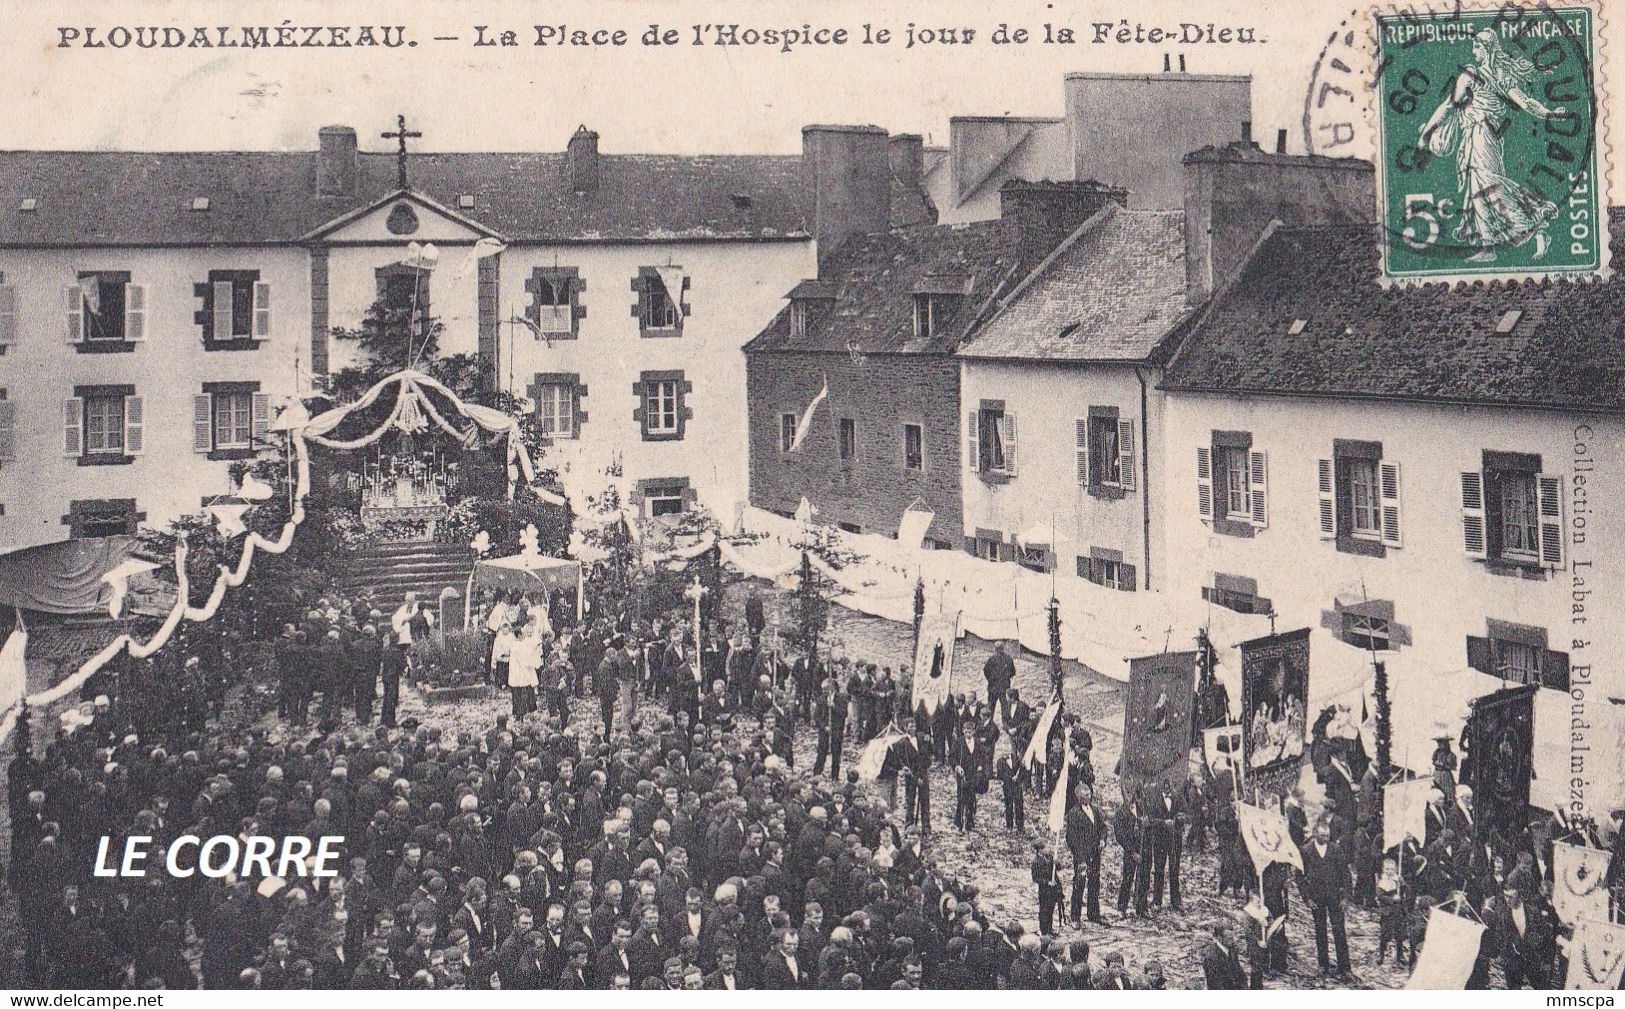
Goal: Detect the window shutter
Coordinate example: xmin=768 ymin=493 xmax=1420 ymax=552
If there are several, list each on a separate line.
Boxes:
xmin=213 ymin=280 xmax=234 ymax=340
xmin=0 ymin=400 xmax=15 ymax=461
xmin=124 ymin=284 xmax=146 ymax=341
xmin=252 ymin=282 xmax=272 ymax=338
xmin=1460 ymin=471 xmax=1488 ymax=559
xmin=1075 ymin=419 xmax=1088 ymax=485
xmin=1196 ymin=446 xmax=1212 ymax=520
xmin=1000 ymin=414 xmax=1018 ymax=475
xmin=1120 ymin=563 xmax=1137 ymax=592
xmin=193 ymin=395 xmax=213 ymax=453
xmin=124 ymin=395 xmax=144 ymax=454
xmin=251 ymin=393 xmax=270 ymax=443
xmin=1542 ymin=648 xmax=1570 ymax=691
xmin=0 ymin=285 xmax=16 ymax=346
xmin=62 ymin=398 xmax=82 ymax=456
xmin=1118 ymin=419 xmax=1135 ymax=491
xmin=1465 ymin=635 xmax=1494 ymax=675
xmin=1248 ymin=449 xmax=1268 ymax=528
xmin=966 ymin=411 xmax=979 ymax=473
xmin=1379 ymin=461 xmax=1403 ymax=548
xmin=1537 ymin=472 xmax=1564 ymax=567
xmin=65 ymin=285 xmax=83 ymax=343
xmin=1316 ymin=458 xmax=1336 ymax=539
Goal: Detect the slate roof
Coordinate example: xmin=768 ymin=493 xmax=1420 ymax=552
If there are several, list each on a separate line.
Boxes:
xmin=958 ymin=205 xmax=1190 ymax=362
xmin=745 ymin=219 xmax=1023 ymax=356
xmin=0 ymin=148 xmax=820 ymax=246
xmin=1160 ymin=212 xmax=1625 ymax=412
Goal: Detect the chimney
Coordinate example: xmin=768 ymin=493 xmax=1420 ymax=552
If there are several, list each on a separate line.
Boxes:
xmin=565 ymin=125 xmax=600 ymax=193
xmin=1240 ymin=120 xmax=1252 ymax=145
xmin=317 ymin=125 xmax=357 ymax=198
xmin=1276 ymin=129 xmax=1288 ymax=154
xmin=1182 ymin=143 xmax=1375 ymax=303
xmin=888 ymin=133 xmax=924 ymax=192
xmin=999 ymin=179 xmax=1128 ymax=267
xmin=802 ymin=124 xmax=891 ymax=270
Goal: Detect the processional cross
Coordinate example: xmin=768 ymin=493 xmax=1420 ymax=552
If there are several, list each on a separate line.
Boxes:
xmin=684 ymin=576 xmax=708 ymax=682
xmin=382 ymin=114 xmax=422 ymax=189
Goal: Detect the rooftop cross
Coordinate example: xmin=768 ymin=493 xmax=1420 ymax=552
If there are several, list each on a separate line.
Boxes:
xmin=381 ymin=114 xmax=422 ymax=190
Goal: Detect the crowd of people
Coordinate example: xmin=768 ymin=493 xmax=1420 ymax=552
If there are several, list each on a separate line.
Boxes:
xmin=5 ymin=579 xmax=1623 ymax=991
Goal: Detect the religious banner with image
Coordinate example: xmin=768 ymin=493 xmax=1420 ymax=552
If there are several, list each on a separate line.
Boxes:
xmin=1121 ymin=651 xmax=1197 ymax=799
xmin=1553 ymin=843 xmax=1614 ymax=926
xmin=1567 ymin=918 xmax=1625 ymax=990
xmin=1241 ymin=628 xmax=1310 ymax=774
xmin=1465 ymin=683 xmax=1538 ymax=838
xmin=1236 ymin=801 xmax=1304 ymax=874
xmin=1405 ymin=907 xmax=1485 ymax=990
xmin=910 ymin=610 xmax=961 ymax=717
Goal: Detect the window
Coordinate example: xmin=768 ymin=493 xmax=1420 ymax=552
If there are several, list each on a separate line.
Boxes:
xmin=974 ymin=537 xmax=1002 ymax=562
xmin=1318 ymin=441 xmax=1400 ymax=554
xmin=1083 ymin=412 xmax=1136 ymax=493
xmin=1322 ymin=599 xmax=1408 ymax=651
xmin=838 ymin=418 xmax=856 ymax=463
xmin=0 ymin=277 xmax=15 ymax=349
xmin=1197 ymin=433 xmax=1266 ymax=536
xmin=1202 ymin=573 xmax=1270 ymax=614
xmin=789 ymin=301 xmax=809 ymax=339
xmin=1345 ymin=613 xmax=1390 ymax=651
xmin=903 ymin=423 xmax=924 ymax=472
xmin=376 ymin=264 xmax=430 ymax=342
xmin=1077 ymin=550 xmax=1137 ymax=591
xmin=638 ymin=479 xmax=691 ymax=518
xmin=196 ymin=271 xmax=270 ymax=345
xmin=1467 ymin=620 xmax=1569 ymax=690
xmin=838 ymin=521 xmax=862 ymax=534
xmin=913 ymin=294 xmax=957 ymax=339
xmin=534 ymin=381 xmax=576 ymax=438
xmin=779 ymin=413 xmax=798 ymax=453
xmin=84 ymin=394 xmax=126 ymax=454
xmin=1498 ymin=472 xmax=1539 ymax=560
xmin=1349 ymin=458 xmax=1381 ymax=539
xmin=64 ymin=499 xmax=143 ymax=539
xmin=967 ymin=404 xmax=1016 ymax=476
xmin=634 ymin=267 xmax=686 ymax=335
xmin=646 ymin=381 xmax=679 ymax=434
xmin=1462 ymin=452 xmax=1562 ymax=568
xmin=214 ymin=392 xmax=253 ymax=450
xmin=0 ymin=392 xmax=14 ymax=462
xmin=66 ymin=272 xmax=142 ymax=346
xmin=635 ymin=371 xmax=690 ymax=441
xmin=527 ymin=268 xmax=579 ymax=338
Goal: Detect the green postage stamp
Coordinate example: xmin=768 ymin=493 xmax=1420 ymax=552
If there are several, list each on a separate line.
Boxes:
xmin=1374 ymin=3 xmax=1609 ymax=283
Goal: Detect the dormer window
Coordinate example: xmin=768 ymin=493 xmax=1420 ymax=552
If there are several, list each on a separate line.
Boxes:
xmin=913 ymin=294 xmax=958 ymax=339
xmin=1495 ymin=309 xmax=1523 ymax=334
xmin=190 ymin=197 xmax=211 ymax=212
xmin=19 ymin=198 xmax=37 ymax=212
xmin=731 ymin=193 xmax=753 ymax=209
xmin=458 ymin=194 xmax=476 ymax=210
xmin=789 ymin=301 xmax=809 ymax=339
xmin=1287 ymin=318 xmax=1307 ymax=335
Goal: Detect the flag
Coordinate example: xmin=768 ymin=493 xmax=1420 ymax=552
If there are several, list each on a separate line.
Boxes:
xmin=1553 ymin=843 xmax=1614 ymax=926
xmin=910 ymin=610 xmax=960 ymax=716
xmin=1235 ymin=802 xmax=1304 ymax=873
xmin=1046 ymin=727 xmax=1073 ymax=834
xmin=453 ymin=237 xmax=506 ymax=281
xmin=1405 ymin=907 xmax=1485 ymax=989
xmin=788 ymin=373 xmax=828 ymax=452
xmin=854 ymin=726 xmax=910 ymax=782
xmin=1383 ymin=777 xmax=1435 ymax=850
xmin=1121 ymin=651 xmax=1197 ymax=797
xmin=1023 ymin=697 xmax=1061 ymax=772
xmin=654 ymin=266 xmax=685 ymax=313
xmin=1567 ymin=918 xmax=1625 ymax=989
xmin=1202 ymin=724 xmax=1242 ymax=775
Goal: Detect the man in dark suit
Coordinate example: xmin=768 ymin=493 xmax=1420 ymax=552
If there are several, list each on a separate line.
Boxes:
xmin=1146 ymin=781 xmax=1185 ymax=911
xmin=1201 ymin=921 xmax=1249 ymax=989
xmin=594 ymin=921 xmax=635 ymax=989
xmin=1298 ymin=818 xmax=1352 ymax=977
xmin=1065 ymin=782 xmax=1106 ymax=924
xmin=758 ymin=928 xmax=807 ymax=989
xmin=813 ymin=678 xmax=847 ymax=780
xmin=1115 ymin=796 xmax=1145 ymax=917
xmin=555 ymin=941 xmax=592 ymax=989
xmin=1487 ymin=886 xmax=1554 ymax=989
xmin=953 ymin=721 xmax=990 ymax=832
xmin=703 ymin=945 xmax=743 ymax=990
xmin=1031 ymin=840 xmax=1063 ymax=936
xmin=982 ymin=641 xmax=1015 ymax=710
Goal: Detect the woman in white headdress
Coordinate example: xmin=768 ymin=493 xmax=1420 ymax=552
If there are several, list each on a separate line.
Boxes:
xmin=1420 ymin=28 xmax=1567 ymax=261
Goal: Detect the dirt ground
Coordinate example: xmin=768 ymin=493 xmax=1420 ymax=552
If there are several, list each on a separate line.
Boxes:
xmin=0 ymin=583 xmax=1414 ymax=990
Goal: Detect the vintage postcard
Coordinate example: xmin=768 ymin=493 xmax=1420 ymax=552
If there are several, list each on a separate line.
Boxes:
xmin=0 ymin=0 xmax=1620 ymax=997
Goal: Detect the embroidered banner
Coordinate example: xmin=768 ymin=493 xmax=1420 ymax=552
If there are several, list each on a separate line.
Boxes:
xmin=1567 ymin=918 xmax=1625 ymax=990
xmin=1121 ymin=651 xmax=1197 ymax=798
xmin=1236 ymin=801 xmax=1304 ymax=873
xmin=1240 ymin=628 xmax=1310 ymax=774
xmin=1466 ymin=683 xmax=1537 ymax=838
xmin=1553 ymin=843 xmax=1614 ymax=926
xmin=910 ymin=610 xmax=961 ymax=717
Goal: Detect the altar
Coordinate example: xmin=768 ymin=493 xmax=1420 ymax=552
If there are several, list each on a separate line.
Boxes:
xmin=359 ymin=445 xmax=450 ymax=539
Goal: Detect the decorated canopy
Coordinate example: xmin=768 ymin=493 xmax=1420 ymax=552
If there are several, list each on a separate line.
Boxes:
xmin=470 ymin=553 xmax=583 ymax=621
